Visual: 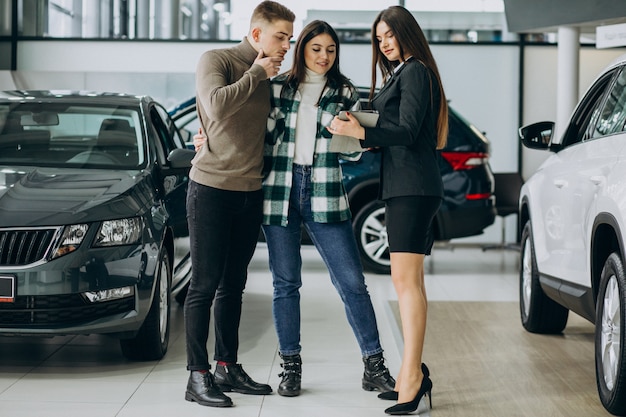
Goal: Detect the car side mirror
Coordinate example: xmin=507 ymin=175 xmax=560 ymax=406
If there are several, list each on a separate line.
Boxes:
xmin=519 ymin=121 xmax=554 ymax=150
xmin=167 ymin=148 xmax=195 ymax=169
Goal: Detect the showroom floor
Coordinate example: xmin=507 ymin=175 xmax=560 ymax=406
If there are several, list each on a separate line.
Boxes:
xmin=0 ymin=245 xmax=608 ymax=416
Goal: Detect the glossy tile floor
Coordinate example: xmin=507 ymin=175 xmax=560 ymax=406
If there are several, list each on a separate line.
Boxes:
xmin=0 ymin=245 xmax=607 ymax=416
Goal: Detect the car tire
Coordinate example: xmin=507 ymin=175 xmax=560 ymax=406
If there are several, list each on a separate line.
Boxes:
xmin=353 ymin=200 xmax=391 ymax=275
xmin=519 ymin=220 xmax=568 ymax=334
xmin=595 ymin=252 xmax=626 ymax=415
xmin=120 ymin=247 xmax=171 ymax=361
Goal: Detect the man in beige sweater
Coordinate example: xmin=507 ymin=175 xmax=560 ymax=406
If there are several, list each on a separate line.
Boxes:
xmin=184 ymin=1 xmax=294 ymax=409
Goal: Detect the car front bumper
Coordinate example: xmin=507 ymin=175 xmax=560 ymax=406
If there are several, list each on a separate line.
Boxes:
xmin=0 ymin=242 xmax=158 ymax=338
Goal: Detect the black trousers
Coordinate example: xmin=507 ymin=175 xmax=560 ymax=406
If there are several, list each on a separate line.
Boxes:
xmin=184 ymin=180 xmax=262 ymax=370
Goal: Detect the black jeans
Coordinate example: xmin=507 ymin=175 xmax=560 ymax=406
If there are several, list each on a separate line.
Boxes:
xmin=184 ymin=180 xmax=263 ymax=370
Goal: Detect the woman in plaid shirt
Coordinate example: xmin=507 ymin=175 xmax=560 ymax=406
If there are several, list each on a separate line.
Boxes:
xmin=262 ymin=20 xmax=394 ymax=398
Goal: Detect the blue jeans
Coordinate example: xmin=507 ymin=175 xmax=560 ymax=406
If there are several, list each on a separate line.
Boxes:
xmin=184 ymin=180 xmax=263 ymax=370
xmin=262 ymin=164 xmax=383 ymax=357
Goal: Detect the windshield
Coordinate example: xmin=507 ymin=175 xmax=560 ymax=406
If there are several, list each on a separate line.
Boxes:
xmin=0 ymin=103 xmax=145 ymax=169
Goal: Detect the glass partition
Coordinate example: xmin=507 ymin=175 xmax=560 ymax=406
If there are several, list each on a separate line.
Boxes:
xmin=8 ymin=0 xmax=522 ymax=43
xmin=0 ymin=0 xmax=11 ymax=37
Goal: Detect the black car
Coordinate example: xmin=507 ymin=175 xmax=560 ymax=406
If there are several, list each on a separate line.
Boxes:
xmin=0 ymin=90 xmax=195 ymax=360
xmin=170 ymin=89 xmax=495 ymax=274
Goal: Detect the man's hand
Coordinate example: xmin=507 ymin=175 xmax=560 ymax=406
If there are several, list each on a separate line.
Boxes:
xmin=194 ymin=127 xmax=207 ymax=152
xmin=254 ymin=48 xmax=284 ymax=78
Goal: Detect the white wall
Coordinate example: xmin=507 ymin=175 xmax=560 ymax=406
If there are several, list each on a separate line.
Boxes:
xmin=435 ymin=43 xmax=520 ymax=172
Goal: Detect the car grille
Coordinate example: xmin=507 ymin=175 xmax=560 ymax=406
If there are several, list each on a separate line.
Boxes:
xmin=0 ymin=294 xmax=135 ymax=327
xmin=0 ymin=228 xmax=58 ymax=266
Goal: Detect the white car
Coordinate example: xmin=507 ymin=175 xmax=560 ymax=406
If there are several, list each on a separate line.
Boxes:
xmin=519 ymin=53 xmax=626 ymax=415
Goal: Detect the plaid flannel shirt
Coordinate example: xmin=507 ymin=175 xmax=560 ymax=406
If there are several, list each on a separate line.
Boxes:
xmin=263 ymin=74 xmax=361 ymax=226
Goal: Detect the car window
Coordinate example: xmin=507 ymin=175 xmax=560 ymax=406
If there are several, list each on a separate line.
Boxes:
xmin=150 ymin=104 xmax=185 ymax=162
xmin=0 ymin=103 xmax=144 ymax=169
xmin=560 ymin=69 xmax=618 ymax=148
xmin=172 ymin=104 xmax=201 ymax=139
xmin=591 ymin=67 xmax=626 ymax=139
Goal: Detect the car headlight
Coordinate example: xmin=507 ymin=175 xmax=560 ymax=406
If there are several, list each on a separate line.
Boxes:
xmin=94 ymin=218 xmax=142 ymax=247
xmin=51 ymin=224 xmax=89 ymax=259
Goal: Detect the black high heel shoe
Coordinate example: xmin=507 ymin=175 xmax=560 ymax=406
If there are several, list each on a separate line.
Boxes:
xmin=377 ymin=363 xmax=429 ymax=401
xmin=384 ymin=375 xmax=432 ymax=415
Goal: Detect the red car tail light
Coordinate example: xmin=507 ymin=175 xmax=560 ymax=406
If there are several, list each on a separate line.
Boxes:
xmin=466 ymin=192 xmax=492 ymax=200
xmin=440 ymin=152 xmax=489 ymax=170
xmin=440 ymin=152 xmax=492 ymax=201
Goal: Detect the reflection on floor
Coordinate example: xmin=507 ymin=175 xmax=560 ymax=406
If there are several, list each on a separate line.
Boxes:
xmin=0 ymin=246 xmax=607 ymax=416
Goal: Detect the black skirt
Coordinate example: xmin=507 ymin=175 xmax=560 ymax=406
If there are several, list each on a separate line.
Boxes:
xmin=385 ymin=196 xmax=442 ymax=255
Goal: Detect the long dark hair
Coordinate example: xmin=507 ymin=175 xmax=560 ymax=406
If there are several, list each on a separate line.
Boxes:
xmin=370 ymin=6 xmax=448 ymax=149
xmin=285 ymin=20 xmax=350 ymax=91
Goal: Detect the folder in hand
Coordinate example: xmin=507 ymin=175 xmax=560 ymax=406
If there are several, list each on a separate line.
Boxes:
xmin=329 ymin=110 xmax=379 ymax=153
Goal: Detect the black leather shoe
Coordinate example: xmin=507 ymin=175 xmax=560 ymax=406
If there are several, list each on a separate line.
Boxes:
xmin=362 ymin=352 xmax=396 ymax=392
xmin=278 ymin=354 xmax=302 ymax=397
xmin=214 ymin=363 xmax=273 ymax=395
xmin=185 ymin=371 xmax=233 ymax=408
xmin=378 ymin=390 xmax=398 ymax=401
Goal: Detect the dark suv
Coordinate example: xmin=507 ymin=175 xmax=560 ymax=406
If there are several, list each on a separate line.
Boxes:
xmin=171 ymin=89 xmax=495 ymax=274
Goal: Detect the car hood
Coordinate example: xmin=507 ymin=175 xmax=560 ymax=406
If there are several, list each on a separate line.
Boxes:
xmin=0 ymin=166 xmax=153 ymax=227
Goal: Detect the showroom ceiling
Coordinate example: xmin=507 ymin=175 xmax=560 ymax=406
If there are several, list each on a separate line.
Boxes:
xmin=503 ymin=0 xmax=626 ymax=33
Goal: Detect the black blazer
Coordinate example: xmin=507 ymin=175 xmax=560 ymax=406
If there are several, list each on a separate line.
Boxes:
xmin=361 ymin=58 xmax=443 ymax=201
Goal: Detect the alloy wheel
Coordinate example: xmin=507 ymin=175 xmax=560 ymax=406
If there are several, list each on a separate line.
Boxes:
xmin=600 ymin=274 xmax=621 ymax=391
xmin=359 ymin=206 xmax=390 ymax=268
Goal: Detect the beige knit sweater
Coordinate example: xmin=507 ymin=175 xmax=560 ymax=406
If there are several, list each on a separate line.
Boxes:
xmin=190 ymin=37 xmax=270 ymax=192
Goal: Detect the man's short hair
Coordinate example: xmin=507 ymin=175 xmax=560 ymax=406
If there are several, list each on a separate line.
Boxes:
xmin=250 ymin=1 xmax=295 ymax=26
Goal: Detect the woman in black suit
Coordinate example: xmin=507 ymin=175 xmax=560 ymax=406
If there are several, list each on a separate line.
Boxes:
xmin=329 ymin=6 xmax=448 ymax=415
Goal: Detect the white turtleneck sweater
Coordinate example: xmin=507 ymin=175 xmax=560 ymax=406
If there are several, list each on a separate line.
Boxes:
xmin=293 ymin=68 xmax=326 ymax=166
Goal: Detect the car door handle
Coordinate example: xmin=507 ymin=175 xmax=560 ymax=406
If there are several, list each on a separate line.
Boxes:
xmin=553 ymin=179 xmax=567 ymax=188
xmin=589 ymin=175 xmax=605 ymax=186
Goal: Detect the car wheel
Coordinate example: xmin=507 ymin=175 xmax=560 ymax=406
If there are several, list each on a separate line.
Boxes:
xmin=519 ymin=220 xmax=568 ymax=333
xmin=120 ymin=247 xmax=171 ymax=361
xmin=353 ymin=200 xmax=391 ymax=275
xmin=595 ymin=252 xmax=626 ymax=415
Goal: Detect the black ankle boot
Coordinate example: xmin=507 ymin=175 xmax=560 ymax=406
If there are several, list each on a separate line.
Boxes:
xmin=278 ymin=353 xmax=302 ymax=397
xmin=362 ymin=352 xmax=395 ymax=392
xmin=185 ymin=371 xmax=233 ymax=407
xmin=214 ymin=363 xmax=272 ymax=395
